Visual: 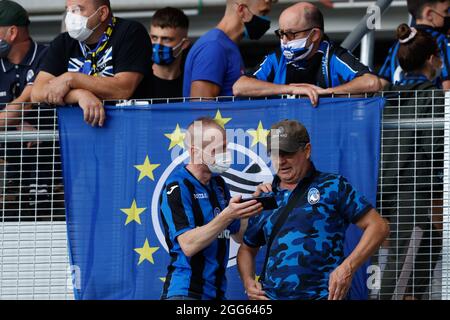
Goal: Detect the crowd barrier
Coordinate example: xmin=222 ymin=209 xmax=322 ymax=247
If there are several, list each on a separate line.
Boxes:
xmin=0 ymin=91 xmax=448 ymax=300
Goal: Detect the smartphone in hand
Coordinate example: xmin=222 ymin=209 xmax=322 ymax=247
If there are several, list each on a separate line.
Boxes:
xmin=240 ymin=195 xmax=278 ymax=210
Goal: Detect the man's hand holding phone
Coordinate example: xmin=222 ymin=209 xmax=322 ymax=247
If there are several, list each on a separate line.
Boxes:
xmin=253 ymin=183 xmax=273 ymax=197
xmin=222 ymin=196 xmax=264 ymax=220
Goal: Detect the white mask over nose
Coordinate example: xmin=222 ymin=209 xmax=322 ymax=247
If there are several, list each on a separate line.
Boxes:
xmin=65 ymin=8 xmax=101 ymax=42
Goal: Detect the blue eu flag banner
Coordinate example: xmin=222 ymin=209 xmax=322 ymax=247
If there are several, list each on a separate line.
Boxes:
xmin=57 ymin=97 xmax=384 ymax=300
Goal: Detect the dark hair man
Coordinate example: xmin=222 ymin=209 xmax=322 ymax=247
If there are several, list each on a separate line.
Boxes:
xmin=148 ymin=7 xmax=191 ymax=99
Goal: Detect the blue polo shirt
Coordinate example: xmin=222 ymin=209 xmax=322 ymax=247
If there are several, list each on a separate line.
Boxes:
xmin=244 ymin=164 xmax=373 ymax=300
xmin=159 ymin=166 xmax=240 ymax=300
xmin=253 ymin=37 xmax=372 ymax=88
xmin=183 ymin=28 xmax=245 ymax=97
xmin=378 ymin=25 xmax=450 ymax=88
xmin=0 ymin=41 xmax=48 ymax=105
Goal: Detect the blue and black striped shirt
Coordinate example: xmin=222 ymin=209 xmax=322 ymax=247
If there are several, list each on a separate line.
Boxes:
xmin=159 ymin=166 xmax=240 ymax=300
xmin=252 ymin=36 xmax=372 ymax=88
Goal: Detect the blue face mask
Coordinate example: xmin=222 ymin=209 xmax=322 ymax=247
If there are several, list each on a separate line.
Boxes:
xmin=152 ymin=39 xmax=185 ymax=65
xmin=0 ymin=39 xmax=12 ymax=59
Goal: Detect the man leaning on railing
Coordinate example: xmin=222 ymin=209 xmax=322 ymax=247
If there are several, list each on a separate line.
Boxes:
xmin=30 ymin=0 xmax=153 ymax=127
xmin=232 ymin=2 xmax=382 ymax=100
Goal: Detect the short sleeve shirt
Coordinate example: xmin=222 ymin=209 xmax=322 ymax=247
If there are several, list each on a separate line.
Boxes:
xmin=0 ymin=41 xmax=48 ymax=105
xmin=159 ymin=166 xmax=240 ymax=300
xmin=183 ymin=28 xmax=245 ymax=97
xmin=39 ymin=17 xmax=153 ymax=99
xmin=244 ymin=165 xmax=372 ymax=300
xmin=253 ymin=38 xmax=372 ymax=88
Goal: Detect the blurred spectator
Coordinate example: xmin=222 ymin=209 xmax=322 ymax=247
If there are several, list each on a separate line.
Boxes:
xmin=183 ymin=0 xmax=274 ymax=98
xmin=0 ymin=0 xmax=55 ymax=215
xmin=31 ymin=0 xmax=153 ymax=127
xmin=384 ymin=24 xmax=443 ymax=90
xmin=0 ymin=0 xmax=47 ymax=127
xmin=379 ymin=24 xmax=444 ymax=300
xmin=148 ymin=7 xmax=190 ymax=99
xmin=232 ymin=2 xmax=381 ymax=100
xmin=379 ymin=0 xmax=450 ymax=89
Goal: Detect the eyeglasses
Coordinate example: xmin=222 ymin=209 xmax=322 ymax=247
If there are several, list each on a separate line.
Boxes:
xmin=274 ymin=27 xmax=317 ymax=41
xmin=431 ymin=8 xmax=450 ymax=19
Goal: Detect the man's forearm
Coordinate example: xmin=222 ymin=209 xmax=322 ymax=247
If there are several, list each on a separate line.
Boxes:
xmin=63 ymin=88 xmax=95 ymax=105
xmin=237 ymin=245 xmax=258 ymax=284
xmin=343 ymin=223 xmax=387 ymax=272
xmin=233 ymin=76 xmax=293 ymax=97
xmin=66 ymin=72 xmax=137 ymax=100
xmin=231 ymin=218 xmax=249 ymax=244
xmin=178 ymin=212 xmax=234 ymax=257
xmin=0 ymin=86 xmax=34 ymax=128
xmin=327 ymin=74 xmax=381 ymax=94
xmin=30 ymin=82 xmax=50 ymax=103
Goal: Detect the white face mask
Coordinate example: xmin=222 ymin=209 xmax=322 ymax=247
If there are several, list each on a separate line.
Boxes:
xmin=65 ymin=8 xmax=101 ymax=42
xmin=206 ymin=151 xmax=232 ymax=174
xmin=281 ymin=31 xmax=314 ymax=63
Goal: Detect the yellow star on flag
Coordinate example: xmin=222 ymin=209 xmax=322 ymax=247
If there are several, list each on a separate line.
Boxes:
xmin=255 ymin=275 xmax=260 ymax=282
xmin=214 ymin=110 xmax=232 ymax=129
xmin=248 ymin=121 xmax=269 ymax=147
xmin=164 ymin=124 xmax=186 ymax=150
xmin=134 ymin=239 xmax=159 ymax=265
xmin=134 ymin=156 xmax=160 ymax=182
xmin=120 ymin=200 xmax=146 ymax=225
xmin=159 ymin=277 xmax=166 ymax=283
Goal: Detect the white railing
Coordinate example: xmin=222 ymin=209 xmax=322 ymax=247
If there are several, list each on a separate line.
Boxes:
xmin=0 ymin=92 xmax=448 ymax=300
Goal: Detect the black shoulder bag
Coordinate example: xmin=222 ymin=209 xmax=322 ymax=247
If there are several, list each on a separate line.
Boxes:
xmin=259 ymin=171 xmax=319 ymax=283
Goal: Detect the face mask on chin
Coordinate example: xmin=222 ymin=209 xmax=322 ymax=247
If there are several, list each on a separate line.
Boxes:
xmin=65 ymin=7 xmax=102 ymax=42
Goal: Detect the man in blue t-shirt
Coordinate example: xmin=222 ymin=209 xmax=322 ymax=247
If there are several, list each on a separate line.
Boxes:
xmin=183 ymin=0 xmax=274 ymax=98
xmin=379 ymin=0 xmax=450 ymax=89
xmin=232 ymin=2 xmax=381 ymax=100
xmin=160 ymin=117 xmax=263 ymax=300
xmin=237 ymin=120 xmax=389 ymax=300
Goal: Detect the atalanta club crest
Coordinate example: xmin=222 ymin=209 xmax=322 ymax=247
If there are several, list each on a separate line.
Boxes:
xmin=308 ymin=187 xmax=320 ymax=205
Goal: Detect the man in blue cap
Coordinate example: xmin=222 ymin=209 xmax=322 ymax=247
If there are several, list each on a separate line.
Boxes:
xmin=0 ymin=0 xmax=48 ymax=126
